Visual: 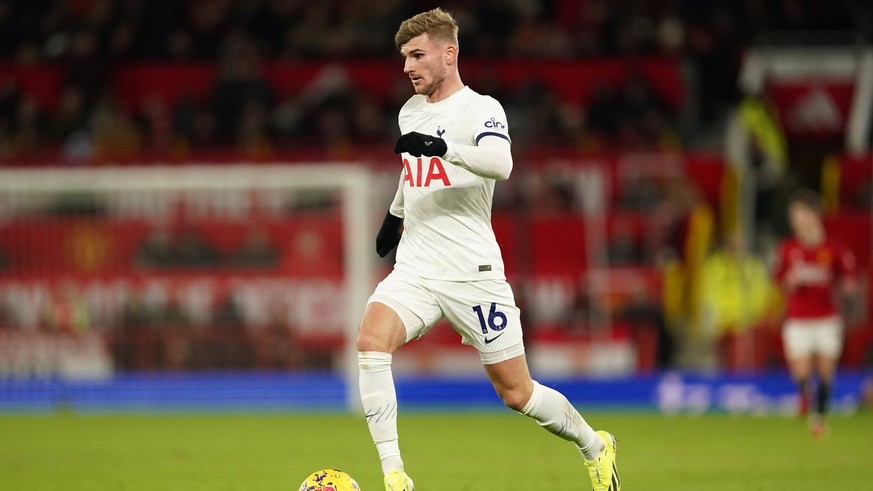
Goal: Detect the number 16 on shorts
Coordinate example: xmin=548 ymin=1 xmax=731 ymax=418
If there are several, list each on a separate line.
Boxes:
xmin=473 ymin=302 xmax=507 ymax=344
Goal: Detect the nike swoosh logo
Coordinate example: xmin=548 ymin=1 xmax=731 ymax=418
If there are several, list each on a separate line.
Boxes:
xmin=484 ymin=332 xmax=504 ymax=344
xmin=424 ymin=141 xmax=433 ymax=146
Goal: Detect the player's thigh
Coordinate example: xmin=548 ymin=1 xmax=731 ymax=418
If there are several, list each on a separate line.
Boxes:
xmin=364 ymin=269 xmax=443 ymax=348
xmin=357 ymin=302 xmax=407 ymax=353
xmin=435 ymin=279 xmax=525 ymax=363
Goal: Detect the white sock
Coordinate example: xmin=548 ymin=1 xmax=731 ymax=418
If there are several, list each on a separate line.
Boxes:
xmin=521 ymin=381 xmax=604 ymax=460
xmin=359 ymin=351 xmax=404 ymax=475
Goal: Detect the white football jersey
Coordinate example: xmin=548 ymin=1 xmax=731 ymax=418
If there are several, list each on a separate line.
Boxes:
xmin=390 ymin=86 xmax=511 ymax=281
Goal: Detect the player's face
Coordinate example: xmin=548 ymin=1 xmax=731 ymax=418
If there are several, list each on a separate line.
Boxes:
xmin=789 ymin=202 xmax=823 ymax=243
xmin=400 ymin=34 xmax=448 ymax=97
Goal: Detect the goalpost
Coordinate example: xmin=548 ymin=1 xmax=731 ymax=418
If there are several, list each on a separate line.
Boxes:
xmin=0 ymin=164 xmax=374 ymax=409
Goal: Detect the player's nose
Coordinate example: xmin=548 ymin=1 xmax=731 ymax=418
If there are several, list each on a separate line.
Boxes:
xmin=403 ymin=57 xmax=414 ymax=74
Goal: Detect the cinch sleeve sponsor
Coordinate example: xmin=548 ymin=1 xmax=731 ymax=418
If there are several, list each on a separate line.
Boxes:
xmin=471 ymin=99 xmax=511 ymax=145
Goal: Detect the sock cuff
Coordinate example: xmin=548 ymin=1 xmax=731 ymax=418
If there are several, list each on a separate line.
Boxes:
xmin=521 ymin=380 xmax=543 ymax=415
xmin=359 ymin=351 xmax=393 ymax=371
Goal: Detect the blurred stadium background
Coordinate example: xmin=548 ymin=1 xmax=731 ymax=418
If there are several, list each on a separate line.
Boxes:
xmin=1 ymin=0 xmax=872 ymax=417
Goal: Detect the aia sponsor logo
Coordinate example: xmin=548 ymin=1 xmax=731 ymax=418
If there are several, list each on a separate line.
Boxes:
xmin=402 ymin=157 xmax=451 ymax=187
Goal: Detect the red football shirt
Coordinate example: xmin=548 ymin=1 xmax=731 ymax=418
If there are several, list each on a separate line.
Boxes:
xmin=773 ymin=237 xmax=857 ymax=320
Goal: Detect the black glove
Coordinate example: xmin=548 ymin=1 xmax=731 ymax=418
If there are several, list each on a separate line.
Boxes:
xmin=393 ymin=131 xmax=447 ymax=157
xmin=376 ymin=211 xmax=403 ymax=257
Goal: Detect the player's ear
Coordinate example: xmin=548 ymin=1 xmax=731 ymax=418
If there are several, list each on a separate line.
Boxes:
xmin=444 ymin=44 xmax=457 ymax=66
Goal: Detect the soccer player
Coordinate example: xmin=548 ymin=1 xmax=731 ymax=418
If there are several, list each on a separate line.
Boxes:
xmin=356 ymin=8 xmax=620 ymax=491
xmin=773 ymin=190 xmax=857 ymax=437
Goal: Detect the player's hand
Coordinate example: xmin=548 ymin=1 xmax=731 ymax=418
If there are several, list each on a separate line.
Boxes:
xmin=393 ymin=132 xmax=447 ymax=157
xmin=376 ymin=211 xmax=403 ymax=257
xmin=842 ymin=277 xmax=859 ymax=297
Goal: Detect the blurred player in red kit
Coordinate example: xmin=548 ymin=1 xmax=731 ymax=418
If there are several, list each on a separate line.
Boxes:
xmin=773 ymin=190 xmax=858 ymax=437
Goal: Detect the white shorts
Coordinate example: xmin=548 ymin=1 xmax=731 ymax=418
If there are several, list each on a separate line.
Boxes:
xmin=782 ymin=316 xmax=844 ymax=360
xmin=368 ymin=269 xmax=525 ymax=364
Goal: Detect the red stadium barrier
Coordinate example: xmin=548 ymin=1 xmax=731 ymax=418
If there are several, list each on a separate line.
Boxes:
xmin=1 ymin=57 xmax=685 ymax=117
xmin=113 ymin=58 xmax=684 ymax=112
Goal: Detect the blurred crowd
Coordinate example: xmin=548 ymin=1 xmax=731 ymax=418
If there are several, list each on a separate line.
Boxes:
xmin=2 ymin=0 xmax=871 ymax=162
xmin=2 ymin=0 xmax=868 ymax=61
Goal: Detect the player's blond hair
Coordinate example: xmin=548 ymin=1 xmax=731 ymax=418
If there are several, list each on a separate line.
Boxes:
xmin=395 ymin=8 xmax=459 ymax=50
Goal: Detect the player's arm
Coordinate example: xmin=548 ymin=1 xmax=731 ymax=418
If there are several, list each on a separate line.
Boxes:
xmin=442 ymin=136 xmax=512 ymax=181
xmin=376 ymin=173 xmax=404 ymax=258
xmin=393 ymin=99 xmax=513 ymax=180
xmin=446 ymin=102 xmax=513 ymax=180
xmin=393 ymin=132 xmax=512 ymax=180
xmin=836 ymin=244 xmax=859 ymax=296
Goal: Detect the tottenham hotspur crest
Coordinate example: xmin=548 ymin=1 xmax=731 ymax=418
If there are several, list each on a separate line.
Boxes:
xmin=437 ymin=127 xmax=446 ymax=137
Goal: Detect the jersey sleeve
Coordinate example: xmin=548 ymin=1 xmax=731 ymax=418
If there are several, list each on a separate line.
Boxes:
xmin=442 ymin=97 xmax=513 ymax=180
xmin=443 ymin=137 xmax=513 ymax=180
xmin=389 ymin=171 xmax=404 ymax=218
xmin=470 ymin=97 xmax=511 ymax=146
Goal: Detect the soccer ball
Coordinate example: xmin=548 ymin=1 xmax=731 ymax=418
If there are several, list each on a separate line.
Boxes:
xmin=299 ymin=468 xmax=361 ymax=491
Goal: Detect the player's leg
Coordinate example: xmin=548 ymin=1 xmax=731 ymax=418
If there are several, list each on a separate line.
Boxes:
xmin=787 ymin=355 xmax=813 ymax=417
xmin=802 ymin=353 xmax=836 ymax=438
xmin=808 ymin=317 xmax=844 ymax=436
xmin=358 ymin=272 xmax=439 ymax=491
xmin=783 ymin=320 xmax=814 ymax=417
xmin=810 ymin=354 xmax=838 ymax=436
xmin=483 ymin=355 xmax=619 ymax=491
xmin=483 ymin=355 xmax=603 ymax=457
xmin=438 ymin=278 xmax=618 ymax=490
xmin=357 ymin=302 xmax=408 ymax=481
xmin=813 ymin=354 xmax=838 ymax=414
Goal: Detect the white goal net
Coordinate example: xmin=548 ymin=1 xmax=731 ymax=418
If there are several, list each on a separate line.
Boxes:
xmin=0 ymin=164 xmax=374 ymax=407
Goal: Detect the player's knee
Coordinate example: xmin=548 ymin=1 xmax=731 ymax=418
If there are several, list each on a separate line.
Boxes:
xmin=356 ymin=323 xmax=405 ymax=353
xmin=499 ymin=386 xmax=532 ymax=412
xmin=355 ymin=328 xmax=386 ymax=353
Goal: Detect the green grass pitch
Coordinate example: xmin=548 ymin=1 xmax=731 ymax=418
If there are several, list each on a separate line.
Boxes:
xmin=1 ymin=411 xmax=871 ymax=490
